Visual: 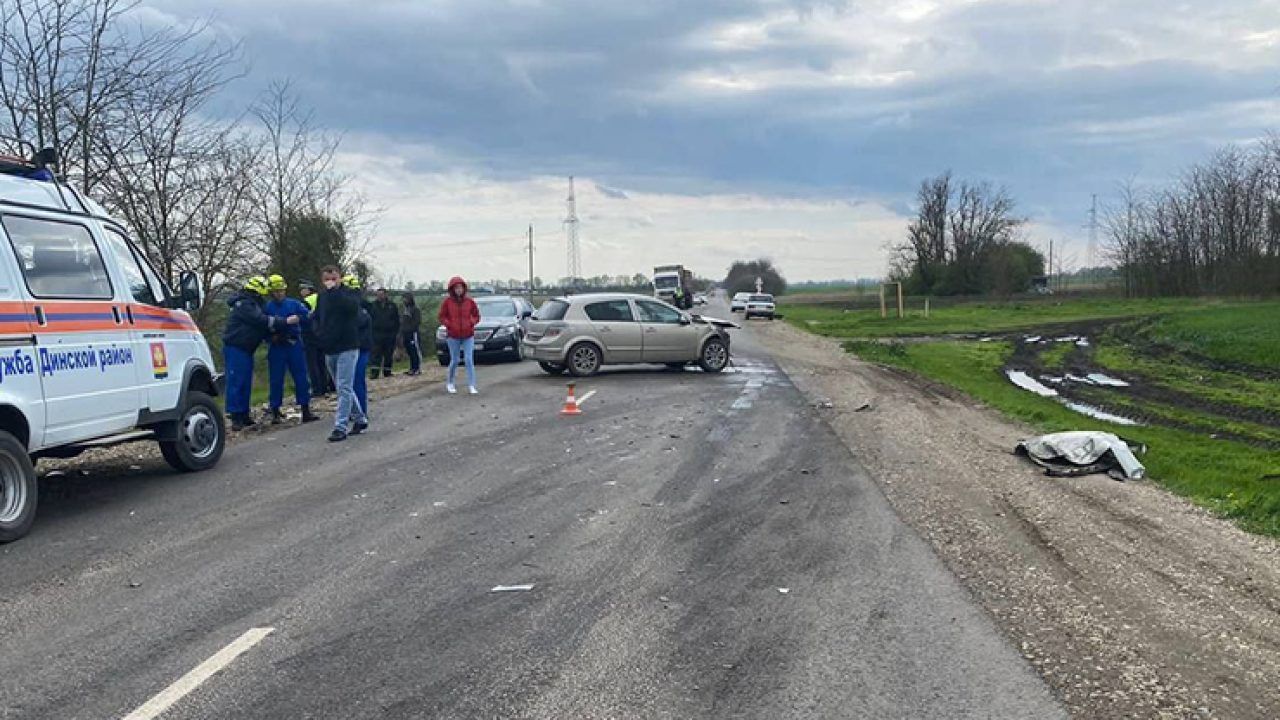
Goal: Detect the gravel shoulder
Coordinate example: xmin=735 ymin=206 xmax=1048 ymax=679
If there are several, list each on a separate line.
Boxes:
xmin=751 ymin=319 xmax=1280 ymax=720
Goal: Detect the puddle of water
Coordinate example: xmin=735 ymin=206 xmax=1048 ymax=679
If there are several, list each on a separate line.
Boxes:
xmin=1063 ymin=401 xmax=1142 ymax=426
xmin=1076 ymin=339 xmax=1090 ymax=347
xmin=1054 ymin=336 xmax=1079 ymax=342
xmin=1006 ymin=369 xmax=1144 ymax=426
xmin=1085 ymin=373 xmax=1130 ymax=388
xmin=1025 ymin=335 xmax=1042 ymax=343
xmin=1006 ymin=370 xmax=1059 ymax=398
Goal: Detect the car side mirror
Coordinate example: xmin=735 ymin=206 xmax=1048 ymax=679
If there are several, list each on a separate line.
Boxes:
xmin=177 ymin=270 xmax=203 ymax=311
xmin=522 ymin=308 xmax=532 ymax=319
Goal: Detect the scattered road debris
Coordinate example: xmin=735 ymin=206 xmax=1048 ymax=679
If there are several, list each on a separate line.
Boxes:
xmin=778 ymin=588 xmax=790 ymax=594
xmin=1016 ymin=431 xmax=1147 ymax=481
xmin=490 ymin=584 xmax=535 ymax=593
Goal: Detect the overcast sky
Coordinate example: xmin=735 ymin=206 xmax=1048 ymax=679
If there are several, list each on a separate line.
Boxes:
xmin=141 ymin=0 xmax=1280 ymax=284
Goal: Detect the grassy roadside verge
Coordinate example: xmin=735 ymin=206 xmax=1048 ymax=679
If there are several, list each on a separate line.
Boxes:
xmin=843 ymin=339 xmax=1279 ymax=536
xmin=812 ymin=296 xmax=1280 ymax=538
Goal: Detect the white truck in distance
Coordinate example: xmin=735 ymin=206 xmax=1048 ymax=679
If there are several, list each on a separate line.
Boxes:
xmin=653 ymin=265 xmax=693 ymax=310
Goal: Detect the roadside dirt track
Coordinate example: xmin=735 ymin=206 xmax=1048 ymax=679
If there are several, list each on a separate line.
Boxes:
xmin=752 ymin=320 xmax=1280 ymax=720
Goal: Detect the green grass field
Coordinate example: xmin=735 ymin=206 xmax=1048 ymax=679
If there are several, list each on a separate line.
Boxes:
xmin=795 ymin=296 xmax=1280 ymax=537
xmin=783 ymin=295 xmax=1236 ymax=339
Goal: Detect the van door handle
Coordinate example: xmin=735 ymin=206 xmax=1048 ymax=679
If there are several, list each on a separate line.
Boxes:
xmin=111 ymin=306 xmax=123 ymax=324
xmin=33 ymin=306 xmax=46 ymax=326
xmin=125 ymin=306 xmax=135 ymax=324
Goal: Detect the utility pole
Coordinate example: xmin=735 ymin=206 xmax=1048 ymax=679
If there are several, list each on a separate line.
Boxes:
xmin=1048 ymin=239 xmax=1054 ymax=293
xmin=527 ymin=223 xmax=535 ymax=299
xmin=564 ymin=176 xmax=581 ymax=283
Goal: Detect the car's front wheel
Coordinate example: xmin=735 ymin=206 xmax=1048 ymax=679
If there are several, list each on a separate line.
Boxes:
xmin=699 ymin=337 xmax=730 ymax=373
xmin=437 ymin=354 xmax=450 ymax=366
xmin=567 ymin=342 xmax=603 ymax=377
xmin=159 ymin=391 xmax=225 ymax=473
xmin=0 ymin=430 xmax=37 ymax=543
xmin=538 ymin=361 xmax=566 ymax=375
xmin=509 ymin=336 xmax=525 ymax=362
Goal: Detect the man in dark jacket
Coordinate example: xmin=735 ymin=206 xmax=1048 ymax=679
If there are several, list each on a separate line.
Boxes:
xmin=222 ymin=276 xmax=298 ymax=430
xmin=316 ymin=266 xmax=367 ymax=442
xmin=400 ymin=293 xmax=422 ymax=376
xmin=299 ymin=280 xmax=332 ymax=397
xmin=368 ymin=287 xmax=400 ymax=378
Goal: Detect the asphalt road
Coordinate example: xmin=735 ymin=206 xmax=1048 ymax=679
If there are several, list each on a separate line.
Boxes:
xmin=0 ymin=301 xmax=1064 ymax=719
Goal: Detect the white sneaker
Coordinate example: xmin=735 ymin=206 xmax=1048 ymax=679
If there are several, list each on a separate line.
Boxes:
xmin=446 ymin=383 xmax=457 ymax=394
xmin=468 ymin=386 xmax=479 ymax=395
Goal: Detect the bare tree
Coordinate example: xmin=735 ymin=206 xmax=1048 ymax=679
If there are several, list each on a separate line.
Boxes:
xmin=250 ymin=80 xmax=374 ymax=269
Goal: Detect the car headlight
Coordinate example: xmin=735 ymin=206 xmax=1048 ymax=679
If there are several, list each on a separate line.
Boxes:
xmin=495 ymin=324 xmax=516 ymax=337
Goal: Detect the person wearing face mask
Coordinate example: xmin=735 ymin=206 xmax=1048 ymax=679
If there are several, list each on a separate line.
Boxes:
xmin=437 ymin=275 xmax=481 ymax=394
xmin=315 ymin=266 xmax=367 ymax=442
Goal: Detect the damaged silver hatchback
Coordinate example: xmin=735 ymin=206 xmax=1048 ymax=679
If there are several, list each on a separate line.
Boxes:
xmin=523 ymin=293 xmax=739 ymax=376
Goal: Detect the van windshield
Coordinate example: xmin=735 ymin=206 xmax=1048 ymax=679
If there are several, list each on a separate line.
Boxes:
xmin=653 ymin=276 xmax=679 ymax=289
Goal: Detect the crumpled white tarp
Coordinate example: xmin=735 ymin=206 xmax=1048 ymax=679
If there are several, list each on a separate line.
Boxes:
xmin=1016 ymin=431 xmax=1147 ymax=481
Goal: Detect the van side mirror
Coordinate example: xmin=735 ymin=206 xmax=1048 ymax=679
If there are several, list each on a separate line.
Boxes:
xmin=177 ymin=270 xmax=204 ymax=311
xmin=522 ymin=308 xmax=533 ymax=319
xmin=678 ymin=315 xmax=691 ymax=325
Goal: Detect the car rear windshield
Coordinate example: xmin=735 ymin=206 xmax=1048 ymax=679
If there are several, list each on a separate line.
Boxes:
xmin=749 ymin=295 xmax=774 ymax=302
xmin=478 ymin=300 xmax=517 ymax=318
xmin=534 ymin=299 xmax=570 ymax=321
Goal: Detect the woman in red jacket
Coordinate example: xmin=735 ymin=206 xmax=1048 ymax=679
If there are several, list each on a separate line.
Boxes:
xmin=437 ymin=276 xmax=481 ymax=394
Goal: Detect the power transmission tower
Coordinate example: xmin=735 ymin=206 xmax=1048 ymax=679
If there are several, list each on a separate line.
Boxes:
xmin=564 ymin=176 xmax=582 ymax=282
xmin=1087 ymin=193 xmax=1098 ymax=284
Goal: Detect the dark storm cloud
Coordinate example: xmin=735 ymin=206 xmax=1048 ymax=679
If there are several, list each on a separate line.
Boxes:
xmin=148 ymin=0 xmax=1279 ymax=223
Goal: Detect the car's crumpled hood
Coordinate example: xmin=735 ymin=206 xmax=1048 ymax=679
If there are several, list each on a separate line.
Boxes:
xmin=691 ymin=315 xmax=740 ymax=330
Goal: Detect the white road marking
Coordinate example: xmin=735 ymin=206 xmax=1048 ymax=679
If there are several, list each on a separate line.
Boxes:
xmin=491 ymin=584 xmax=535 ymax=592
xmin=122 ymin=627 xmax=274 ymax=720
xmin=575 ymin=390 xmax=597 ymax=406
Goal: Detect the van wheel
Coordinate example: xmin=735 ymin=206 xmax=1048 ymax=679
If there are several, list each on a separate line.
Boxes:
xmin=538 ymin=361 xmax=566 ymax=376
xmin=0 ymin=431 xmax=36 ymax=543
xmin=699 ymin=337 xmax=729 ymax=373
xmin=567 ymin=343 xmax=602 ymax=377
xmin=159 ymin=391 xmax=225 ymax=473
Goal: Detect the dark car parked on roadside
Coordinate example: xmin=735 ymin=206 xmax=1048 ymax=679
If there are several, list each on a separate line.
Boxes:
xmin=436 ymin=294 xmax=533 ymax=364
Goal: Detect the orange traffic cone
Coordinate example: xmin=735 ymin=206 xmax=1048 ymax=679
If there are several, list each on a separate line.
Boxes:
xmin=561 ymin=382 xmax=583 ymax=416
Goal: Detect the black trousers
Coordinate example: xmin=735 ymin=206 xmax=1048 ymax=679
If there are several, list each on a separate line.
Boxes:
xmin=402 ymin=331 xmax=421 ymax=373
xmin=370 ymin=336 xmax=396 ymax=377
xmin=305 ymin=341 xmax=333 ymax=394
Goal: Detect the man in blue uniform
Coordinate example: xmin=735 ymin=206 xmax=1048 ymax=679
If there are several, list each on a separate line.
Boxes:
xmin=265 ymin=275 xmax=319 ymax=424
xmin=222 ymin=276 xmax=298 ymax=430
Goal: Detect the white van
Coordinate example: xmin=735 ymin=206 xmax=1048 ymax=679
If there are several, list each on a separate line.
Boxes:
xmin=0 ymin=158 xmax=224 ymax=542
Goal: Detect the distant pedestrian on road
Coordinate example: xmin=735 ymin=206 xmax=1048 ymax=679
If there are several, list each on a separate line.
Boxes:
xmin=223 ymin=276 xmax=298 ymax=431
xmin=400 ymin=292 xmax=423 ymax=376
xmin=264 ymin=275 xmax=318 ymax=424
xmin=437 ymin=275 xmax=480 ymax=394
xmin=369 ymin=287 xmax=400 ymax=378
xmin=316 ymin=266 xmax=367 ymax=442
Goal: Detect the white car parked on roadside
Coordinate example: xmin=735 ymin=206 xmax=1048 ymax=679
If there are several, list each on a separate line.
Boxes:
xmin=744 ymin=294 xmax=776 ymax=320
xmin=0 ymin=154 xmax=224 ymax=542
xmin=730 ymin=292 xmax=750 ymax=312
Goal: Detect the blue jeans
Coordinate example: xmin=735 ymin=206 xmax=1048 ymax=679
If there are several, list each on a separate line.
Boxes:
xmin=268 ymin=342 xmax=311 ymax=409
xmin=446 ymin=336 xmax=476 ymax=387
xmin=223 ymin=346 xmax=255 ymax=414
xmin=354 ymin=349 xmax=370 ymax=416
xmin=326 ymin=349 xmax=366 ymax=432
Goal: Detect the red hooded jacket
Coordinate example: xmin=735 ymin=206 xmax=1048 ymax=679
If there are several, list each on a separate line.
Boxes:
xmin=438 ymin=276 xmax=481 ymax=339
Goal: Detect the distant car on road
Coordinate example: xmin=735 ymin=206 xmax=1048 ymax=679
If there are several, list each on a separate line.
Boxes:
xmin=730 ymin=292 xmax=750 ymax=312
xmin=694 ymin=293 xmax=708 ymax=306
xmin=744 ymin=293 xmax=776 ymax=320
xmin=436 ymin=294 xmax=533 ymax=364
xmin=523 ymin=293 xmax=738 ymax=376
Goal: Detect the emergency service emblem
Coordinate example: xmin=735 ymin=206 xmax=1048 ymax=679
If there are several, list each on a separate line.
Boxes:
xmin=150 ymin=342 xmax=169 ymax=379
